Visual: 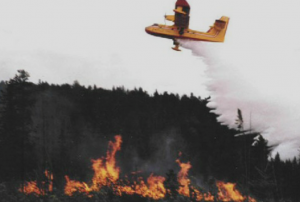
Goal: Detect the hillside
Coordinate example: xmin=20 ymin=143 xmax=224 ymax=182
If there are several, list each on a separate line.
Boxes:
xmin=0 ymin=70 xmax=299 ymax=201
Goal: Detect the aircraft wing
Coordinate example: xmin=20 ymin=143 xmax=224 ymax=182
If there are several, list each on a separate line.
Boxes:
xmin=165 ymin=15 xmax=175 ymax=22
xmin=205 ymin=16 xmax=229 ymax=42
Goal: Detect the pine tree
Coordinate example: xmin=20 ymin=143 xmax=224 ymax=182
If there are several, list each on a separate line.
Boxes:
xmin=0 ymin=70 xmax=35 ymax=186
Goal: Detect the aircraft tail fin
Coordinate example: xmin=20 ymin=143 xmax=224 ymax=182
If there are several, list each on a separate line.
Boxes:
xmin=207 ymin=16 xmax=230 ymax=42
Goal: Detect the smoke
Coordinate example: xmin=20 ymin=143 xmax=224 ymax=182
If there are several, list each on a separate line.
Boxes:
xmin=178 ymin=36 xmax=300 ymax=159
xmin=123 ymin=128 xmax=186 ymax=176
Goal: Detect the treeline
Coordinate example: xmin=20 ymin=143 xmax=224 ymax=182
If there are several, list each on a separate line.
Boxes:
xmin=0 ymin=70 xmax=300 ymax=201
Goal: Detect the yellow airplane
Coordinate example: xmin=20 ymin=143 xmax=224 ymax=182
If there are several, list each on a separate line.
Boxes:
xmin=145 ymin=0 xmax=229 ymax=51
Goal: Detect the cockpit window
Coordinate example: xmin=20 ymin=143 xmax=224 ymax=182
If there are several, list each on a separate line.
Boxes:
xmin=152 ymin=23 xmax=159 ymax=26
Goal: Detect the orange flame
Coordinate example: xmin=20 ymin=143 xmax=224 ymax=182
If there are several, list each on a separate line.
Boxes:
xmin=91 ymin=135 xmax=122 ymax=189
xmin=193 ymin=188 xmax=215 ymax=201
xmin=64 ymin=135 xmax=167 ymax=199
xmin=64 ymin=176 xmax=92 ymax=196
xmin=65 ymin=135 xmax=122 ymax=195
xmin=63 ymin=136 xmax=256 ymax=202
xmin=20 ymin=181 xmax=42 ymax=195
xmin=216 ymin=181 xmax=256 ymax=202
xmin=19 ymin=170 xmax=53 ymax=195
xmin=134 ymin=174 xmax=166 ymax=199
xmin=176 ymin=158 xmax=192 ymax=197
xmin=117 ymin=174 xmax=165 ymax=200
xmin=217 ymin=181 xmax=245 ymax=201
xmin=20 ymin=135 xmax=256 ymax=202
xmin=146 ymin=174 xmax=166 ymax=199
xmin=45 ymin=170 xmax=53 ymax=192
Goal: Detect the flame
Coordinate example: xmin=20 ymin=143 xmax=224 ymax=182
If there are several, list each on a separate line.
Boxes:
xmin=65 ymin=135 xmax=122 ymax=195
xmin=136 ymin=174 xmax=166 ymax=199
xmin=64 ymin=135 xmax=167 ymax=199
xmin=174 ymin=157 xmax=256 ymax=202
xmin=193 ymin=188 xmax=215 ymax=201
xmin=91 ymin=135 xmax=122 ymax=189
xmin=63 ymin=135 xmax=256 ymax=201
xmin=118 ymin=174 xmax=165 ymax=199
xmin=20 ymin=181 xmax=42 ymax=195
xmin=64 ymin=176 xmax=92 ymax=196
xmin=19 ymin=170 xmax=53 ymax=195
xmin=217 ymin=181 xmax=245 ymax=201
xmin=45 ymin=170 xmax=53 ymax=192
xmin=19 ymin=135 xmax=256 ymax=202
xmin=146 ymin=174 xmax=166 ymax=199
xmin=216 ymin=181 xmax=256 ymax=202
xmin=105 ymin=135 xmax=122 ymax=182
xmin=176 ymin=158 xmax=192 ymax=197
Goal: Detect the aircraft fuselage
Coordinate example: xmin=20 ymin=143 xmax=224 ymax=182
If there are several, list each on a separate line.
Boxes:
xmin=145 ymin=24 xmax=225 ymax=42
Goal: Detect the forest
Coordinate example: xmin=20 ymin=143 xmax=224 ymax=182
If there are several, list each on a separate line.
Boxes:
xmin=0 ymin=70 xmax=299 ymax=202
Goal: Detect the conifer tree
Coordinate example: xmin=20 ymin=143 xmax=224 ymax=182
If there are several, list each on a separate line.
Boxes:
xmin=0 ymin=70 xmax=35 ymax=186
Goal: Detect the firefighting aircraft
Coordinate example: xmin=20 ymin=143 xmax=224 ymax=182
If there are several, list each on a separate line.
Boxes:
xmin=145 ymin=0 xmax=229 ymax=51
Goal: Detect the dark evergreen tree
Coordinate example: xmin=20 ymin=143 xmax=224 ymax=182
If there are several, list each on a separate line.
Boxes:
xmin=0 ymin=71 xmax=298 ymax=201
xmin=0 ymin=70 xmax=36 ymax=187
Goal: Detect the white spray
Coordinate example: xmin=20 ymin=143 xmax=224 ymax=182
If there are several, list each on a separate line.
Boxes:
xmin=179 ymin=37 xmax=300 ymax=160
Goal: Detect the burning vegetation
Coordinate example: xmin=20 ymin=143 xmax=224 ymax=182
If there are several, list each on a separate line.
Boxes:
xmin=20 ymin=135 xmax=256 ymax=201
xmin=19 ymin=170 xmax=53 ymax=196
xmin=2 ymin=71 xmax=300 ymax=201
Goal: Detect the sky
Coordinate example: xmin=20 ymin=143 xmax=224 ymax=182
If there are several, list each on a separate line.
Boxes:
xmin=1 ymin=0 xmax=300 ymax=159
xmin=0 ymin=0 xmax=209 ymax=96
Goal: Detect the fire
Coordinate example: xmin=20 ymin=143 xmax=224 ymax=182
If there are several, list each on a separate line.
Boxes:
xmin=64 ymin=135 xmax=166 ymax=200
xmin=65 ymin=135 xmax=122 ymax=195
xmin=194 ymin=189 xmax=215 ymax=201
xmin=64 ymin=176 xmax=92 ymax=196
xmin=20 ymin=181 xmax=42 ymax=195
xmin=63 ymin=136 xmax=256 ymax=201
xmin=116 ymin=174 xmax=165 ymax=199
xmin=20 ymin=135 xmax=257 ymax=202
xmin=45 ymin=170 xmax=53 ymax=192
xmin=146 ymin=174 xmax=166 ymax=199
xmin=216 ymin=181 xmax=256 ymax=202
xmin=19 ymin=170 xmax=53 ymax=195
xmin=131 ymin=174 xmax=166 ymax=199
xmin=90 ymin=135 xmax=122 ymax=190
xmin=217 ymin=181 xmax=245 ymax=201
xmin=176 ymin=158 xmax=192 ymax=197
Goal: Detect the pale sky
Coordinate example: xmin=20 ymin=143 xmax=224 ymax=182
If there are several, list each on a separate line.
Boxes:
xmin=1 ymin=0 xmax=300 ymax=159
xmin=0 ymin=0 xmax=210 ymax=96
